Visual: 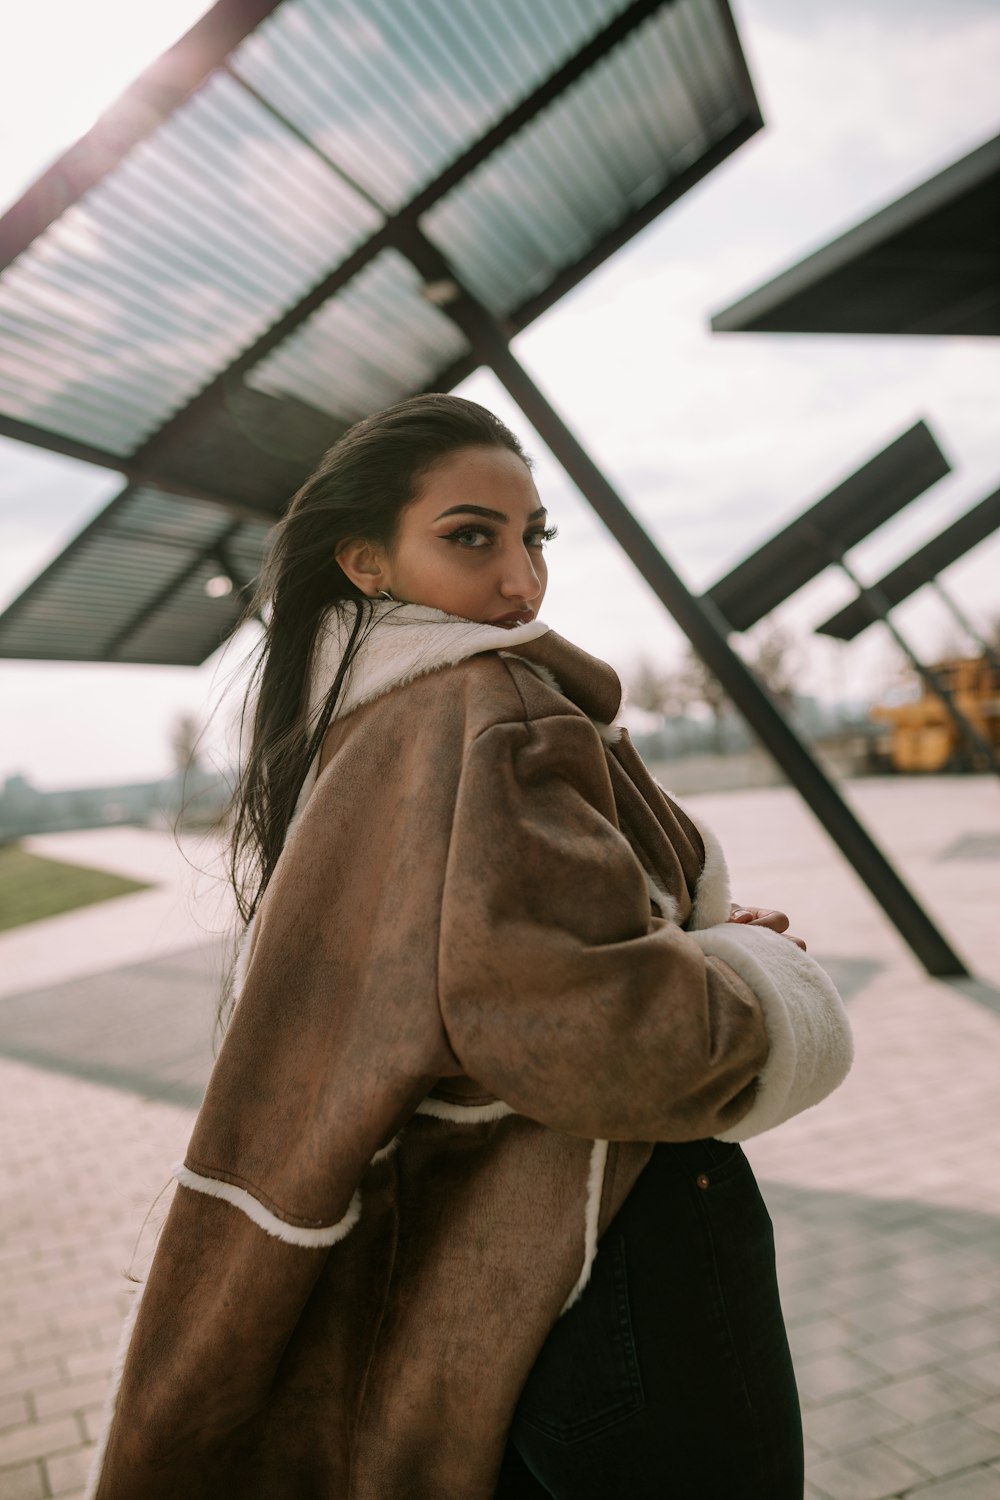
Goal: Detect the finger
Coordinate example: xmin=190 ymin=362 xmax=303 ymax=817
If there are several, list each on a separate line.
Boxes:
xmin=748 ymin=909 xmax=790 ymax=933
xmin=782 ymin=933 xmax=807 ymax=951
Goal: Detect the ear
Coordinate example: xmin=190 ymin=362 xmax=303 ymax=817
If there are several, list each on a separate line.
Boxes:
xmin=335 ymin=539 xmax=388 ymax=596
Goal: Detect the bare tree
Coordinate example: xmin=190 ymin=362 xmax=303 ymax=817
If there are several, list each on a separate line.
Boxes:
xmin=170 ymin=713 xmax=203 ymax=777
xmin=630 ymin=659 xmax=676 ymax=720
xmin=744 ymin=623 xmax=800 ymax=710
xmin=677 ymin=646 xmax=729 ymax=753
xmin=629 ymin=658 xmax=694 ymax=751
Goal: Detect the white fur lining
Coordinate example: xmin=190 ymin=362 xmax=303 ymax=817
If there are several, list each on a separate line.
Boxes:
xmin=686 ymin=813 xmax=732 ymax=930
xmin=371 ymin=1135 xmax=401 ymax=1164
xmin=560 ymin=1138 xmax=609 ymax=1315
xmin=414 ymin=1096 xmax=515 ymax=1124
xmin=173 ymin=1163 xmax=362 ymax=1248
xmin=651 ymin=785 xmax=731 ymax=931
xmin=231 ymin=911 xmax=257 ymax=1005
xmin=687 ymin=924 xmax=853 ymax=1141
xmin=292 ymin=602 xmax=550 ymax=819
xmin=83 ymin=1291 xmax=144 ymax=1500
xmin=644 ymin=868 xmax=680 ymax=924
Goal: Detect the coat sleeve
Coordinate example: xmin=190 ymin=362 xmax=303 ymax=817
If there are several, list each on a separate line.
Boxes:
xmin=437 ymin=712 xmax=766 ymax=1141
xmin=438 ymin=712 xmax=851 ymax=1143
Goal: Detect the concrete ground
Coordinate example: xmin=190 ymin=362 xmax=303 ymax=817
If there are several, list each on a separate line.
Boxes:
xmin=0 ymin=776 xmax=998 ymax=1499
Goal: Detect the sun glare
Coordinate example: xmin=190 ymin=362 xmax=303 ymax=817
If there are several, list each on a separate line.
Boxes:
xmin=0 ymin=0 xmax=215 ymax=214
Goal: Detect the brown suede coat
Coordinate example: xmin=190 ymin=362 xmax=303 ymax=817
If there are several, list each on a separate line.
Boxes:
xmin=91 ymin=631 xmax=775 ymax=1500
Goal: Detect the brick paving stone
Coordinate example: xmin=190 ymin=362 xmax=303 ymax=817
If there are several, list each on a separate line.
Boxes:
xmin=885 ymin=1416 xmax=1000 ymax=1477
xmin=873 ymin=1372 xmax=985 ymax=1424
xmin=841 ymin=1297 xmax=938 ymax=1340
xmin=32 ymin=1377 xmax=110 ymax=1421
xmin=949 ymin=1354 xmax=1000 ymax=1399
xmin=805 ymin=1394 xmax=909 ymax=1454
xmin=971 ymin=1402 xmax=1000 ymax=1436
xmin=790 ymin=1318 xmax=858 ymax=1361
xmin=0 ymin=1415 xmax=80 ymax=1468
xmin=906 ymin=1279 xmax=998 ymax=1315
xmin=0 ymin=1365 xmax=62 ymax=1405
xmin=928 ymin=1317 xmax=1000 ymax=1359
xmin=0 ymin=1462 xmax=46 ymax=1499
xmin=807 ymin=1441 xmax=927 ymax=1499
xmin=858 ymin=1331 xmax=958 ymax=1378
xmin=797 ymin=1351 xmax=885 ymax=1406
xmin=905 ymin=1471 xmax=1000 ymax=1499
xmin=0 ymin=1398 xmax=30 ymax=1435
xmin=59 ymin=1351 xmax=112 ymax=1386
xmin=43 ymin=1446 xmax=92 ymax=1496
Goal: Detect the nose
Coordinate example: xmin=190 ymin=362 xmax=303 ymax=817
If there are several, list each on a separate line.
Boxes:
xmin=499 ymin=547 xmax=542 ymax=602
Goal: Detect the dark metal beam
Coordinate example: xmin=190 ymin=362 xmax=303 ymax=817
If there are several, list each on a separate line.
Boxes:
xmin=710 ymin=131 xmax=1000 ymax=337
xmin=706 ymin=424 xmax=951 ymax=633
xmin=0 ymin=412 xmax=280 ymax=523
xmin=0 ymin=0 xmax=287 ymax=272
xmin=816 ymin=483 xmax=1000 ymax=641
xmin=425 ymin=266 xmax=967 ymax=976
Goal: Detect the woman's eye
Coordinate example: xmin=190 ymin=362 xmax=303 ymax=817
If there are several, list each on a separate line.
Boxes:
xmin=445 ymin=525 xmax=493 ymax=548
xmin=527 ymin=526 xmax=559 ymax=549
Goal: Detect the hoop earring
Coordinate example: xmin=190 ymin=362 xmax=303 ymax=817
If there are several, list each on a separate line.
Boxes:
xmin=374 ymin=588 xmax=396 ymax=602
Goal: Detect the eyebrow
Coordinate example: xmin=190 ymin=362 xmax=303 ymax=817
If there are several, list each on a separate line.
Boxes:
xmin=434 ymin=504 xmax=547 ymax=523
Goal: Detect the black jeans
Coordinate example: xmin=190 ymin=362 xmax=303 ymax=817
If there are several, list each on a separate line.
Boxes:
xmin=495 ymin=1139 xmax=803 ymax=1499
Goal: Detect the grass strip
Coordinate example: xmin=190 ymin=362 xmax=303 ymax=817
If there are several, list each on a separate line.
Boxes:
xmin=0 ymin=845 xmax=151 ymax=931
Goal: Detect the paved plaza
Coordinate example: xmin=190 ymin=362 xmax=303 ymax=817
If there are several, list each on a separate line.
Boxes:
xmin=0 ymin=778 xmax=998 ymax=1499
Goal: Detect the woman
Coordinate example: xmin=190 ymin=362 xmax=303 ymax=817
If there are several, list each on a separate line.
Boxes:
xmin=87 ymin=394 xmax=851 ymax=1500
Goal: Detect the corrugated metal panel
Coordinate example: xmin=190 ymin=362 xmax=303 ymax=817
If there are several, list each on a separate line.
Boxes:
xmin=420 ymin=0 xmax=743 ymax=316
xmin=0 ymin=71 xmax=380 ymax=454
xmin=232 ymin=0 xmax=633 ymax=212
xmin=0 ymin=487 xmax=270 ymax=662
xmin=246 ymin=250 xmax=469 ymax=421
xmin=0 ymin=0 xmax=761 ymax=664
xmin=116 ymin=557 xmax=251 ymax=665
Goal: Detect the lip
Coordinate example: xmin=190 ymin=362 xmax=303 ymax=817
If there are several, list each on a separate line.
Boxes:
xmin=490 ymin=610 xmax=535 ymax=628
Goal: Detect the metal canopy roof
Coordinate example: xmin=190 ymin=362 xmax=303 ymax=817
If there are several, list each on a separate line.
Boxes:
xmin=704 ymin=421 xmax=950 ymax=633
xmin=816 ymin=481 xmax=1000 ymax=642
xmin=0 ymin=0 xmax=761 ymax=665
xmin=710 ymin=131 xmax=1000 ymax=336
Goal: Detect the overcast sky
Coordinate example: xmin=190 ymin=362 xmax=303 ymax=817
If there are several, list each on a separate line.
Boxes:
xmin=1 ymin=0 xmax=998 ymax=789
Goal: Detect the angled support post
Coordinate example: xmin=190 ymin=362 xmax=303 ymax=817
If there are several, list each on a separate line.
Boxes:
xmin=426 ymin=271 xmax=967 ymax=976
xmin=930 ymin=578 xmax=1000 ymax=679
xmin=828 ymin=552 xmax=1000 ymax=780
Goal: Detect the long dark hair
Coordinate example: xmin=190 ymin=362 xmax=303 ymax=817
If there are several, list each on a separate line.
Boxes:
xmin=228 ymin=393 xmax=530 ymax=936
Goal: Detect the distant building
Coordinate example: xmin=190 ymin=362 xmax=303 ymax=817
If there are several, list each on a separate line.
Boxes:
xmin=0 ymin=769 xmax=230 ymax=840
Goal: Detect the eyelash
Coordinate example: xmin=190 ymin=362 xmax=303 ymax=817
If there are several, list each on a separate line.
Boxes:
xmin=442 ymin=524 xmax=559 ymax=550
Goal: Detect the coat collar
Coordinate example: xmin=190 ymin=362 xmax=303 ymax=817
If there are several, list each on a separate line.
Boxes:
xmin=504 ymin=632 xmax=623 ymax=727
xmin=306 ymin=600 xmax=550 ymax=723
xmin=293 ymin=602 xmax=623 ymax=821
xmin=307 ymin=600 xmax=623 ymax=728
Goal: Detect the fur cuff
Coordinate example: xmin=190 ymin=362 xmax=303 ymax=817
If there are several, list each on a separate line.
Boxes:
xmin=687 ymin=924 xmax=853 ymax=1141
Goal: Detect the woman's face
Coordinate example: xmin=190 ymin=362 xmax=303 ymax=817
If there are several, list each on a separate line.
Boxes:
xmin=342 ymin=445 xmax=553 ymax=626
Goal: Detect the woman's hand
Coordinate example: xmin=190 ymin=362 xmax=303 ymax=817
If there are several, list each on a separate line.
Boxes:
xmin=729 ymin=903 xmax=807 ymax=951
